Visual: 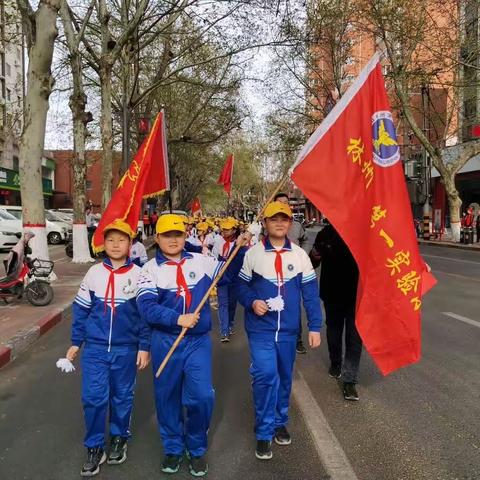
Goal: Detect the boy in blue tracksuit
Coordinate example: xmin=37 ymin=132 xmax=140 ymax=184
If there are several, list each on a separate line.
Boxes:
xmin=65 ymin=219 xmax=151 ymax=477
xmin=136 ymin=214 xmax=248 ymax=477
xmin=211 ymin=217 xmax=248 ymax=342
xmin=237 ymin=201 xmax=323 ymax=460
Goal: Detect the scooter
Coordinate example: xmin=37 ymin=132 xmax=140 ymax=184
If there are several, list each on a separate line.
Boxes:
xmin=0 ymin=234 xmax=54 ymax=306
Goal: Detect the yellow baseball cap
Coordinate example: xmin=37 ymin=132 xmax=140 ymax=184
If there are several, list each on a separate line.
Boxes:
xmin=220 ymin=217 xmax=237 ymax=230
xmin=263 ymin=201 xmax=293 ymax=219
xmin=156 ymin=214 xmax=187 ymax=234
xmin=196 ymin=222 xmax=209 ymax=233
xmin=103 ymin=219 xmax=136 ymax=238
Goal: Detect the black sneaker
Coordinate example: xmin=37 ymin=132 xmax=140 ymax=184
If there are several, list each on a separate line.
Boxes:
xmin=274 ymin=426 xmax=291 ymax=446
xmin=161 ymin=454 xmax=183 ymax=474
xmin=328 ymin=365 xmax=342 ymax=379
xmin=229 ymin=328 xmax=236 ymax=335
xmin=80 ymin=447 xmax=107 ymax=477
xmin=189 ymin=455 xmax=208 ymax=477
xmin=220 ymin=335 xmax=230 ymax=343
xmin=343 ymin=382 xmax=359 ymax=401
xmin=107 ymin=436 xmax=127 ymax=465
xmin=255 ymin=440 xmax=273 ymax=460
xmin=296 ymin=341 xmax=307 ymax=354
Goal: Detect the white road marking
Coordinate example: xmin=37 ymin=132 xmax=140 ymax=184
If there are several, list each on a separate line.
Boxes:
xmin=443 ymin=312 xmax=480 ymax=329
xmin=293 ymin=371 xmax=359 ymax=480
xmin=422 ymin=254 xmax=480 ymax=266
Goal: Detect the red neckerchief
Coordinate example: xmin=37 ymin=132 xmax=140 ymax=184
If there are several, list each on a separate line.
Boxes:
xmin=222 ymin=238 xmax=232 ymax=258
xmin=166 ymin=258 xmax=192 ymax=311
xmin=263 ymin=238 xmax=287 ymax=292
xmin=103 ymin=263 xmax=133 ymax=315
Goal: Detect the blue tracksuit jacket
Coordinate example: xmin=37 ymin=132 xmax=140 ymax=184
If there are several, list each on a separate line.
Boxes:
xmin=237 ymin=237 xmax=323 ymax=340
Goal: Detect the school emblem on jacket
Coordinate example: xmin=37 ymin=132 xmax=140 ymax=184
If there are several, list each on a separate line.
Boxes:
xmin=123 ymin=279 xmax=136 ymax=295
xmin=287 ymin=264 xmax=294 ymax=271
xmin=189 ymin=271 xmax=196 ymax=279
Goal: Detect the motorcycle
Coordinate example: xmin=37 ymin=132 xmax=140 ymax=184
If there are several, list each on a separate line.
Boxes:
xmin=0 ymin=233 xmax=54 ymax=306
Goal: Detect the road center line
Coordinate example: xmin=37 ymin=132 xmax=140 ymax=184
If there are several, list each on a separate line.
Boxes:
xmin=422 ymin=254 xmax=480 ymax=266
xmin=442 ymin=312 xmax=480 ymax=329
xmin=293 ymin=371 xmax=359 ymax=480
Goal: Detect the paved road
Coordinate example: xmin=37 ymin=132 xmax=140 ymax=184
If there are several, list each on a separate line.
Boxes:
xmin=0 ymin=312 xmax=328 ymax=480
xmin=297 ymin=231 xmax=480 ymax=480
xmin=1 ymin=233 xmax=479 ymax=479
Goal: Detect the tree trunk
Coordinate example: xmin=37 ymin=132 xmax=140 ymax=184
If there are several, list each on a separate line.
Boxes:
xmin=100 ymin=65 xmax=114 ymax=210
xmin=19 ymin=0 xmax=61 ymax=260
xmin=443 ymin=172 xmax=462 ymax=242
xmin=60 ymin=1 xmax=94 ymax=263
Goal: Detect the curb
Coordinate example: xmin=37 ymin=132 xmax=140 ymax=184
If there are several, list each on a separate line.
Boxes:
xmin=418 ymin=239 xmax=480 ymax=252
xmin=0 ymin=239 xmax=157 ymax=371
xmin=0 ymin=305 xmax=71 ymax=370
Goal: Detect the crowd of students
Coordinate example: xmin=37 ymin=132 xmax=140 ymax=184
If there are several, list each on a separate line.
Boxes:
xmin=66 ymin=198 xmax=361 ymax=477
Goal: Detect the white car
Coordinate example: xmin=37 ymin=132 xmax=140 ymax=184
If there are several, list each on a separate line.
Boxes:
xmin=0 ymin=211 xmax=22 ymax=251
xmin=1 ymin=206 xmax=72 ymax=245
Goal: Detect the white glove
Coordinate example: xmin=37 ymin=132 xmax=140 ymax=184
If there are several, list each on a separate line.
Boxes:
xmin=56 ymin=358 xmax=76 ymax=373
xmin=266 ymin=295 xmax=285 ymax=313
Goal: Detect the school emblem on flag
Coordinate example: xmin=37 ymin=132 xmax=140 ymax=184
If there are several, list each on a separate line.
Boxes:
xmin=372 ymin=111 xmax=400 ymax=167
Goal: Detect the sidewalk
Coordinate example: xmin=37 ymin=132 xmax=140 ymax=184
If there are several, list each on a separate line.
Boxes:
xmin=0 ymin=239 xmax=156 ymax=369
xmin=418 ymin=238 xmax=480 ymax=251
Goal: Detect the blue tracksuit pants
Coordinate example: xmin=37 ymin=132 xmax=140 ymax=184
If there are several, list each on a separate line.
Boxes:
xmin=217 ymin=284 xmax=237 ymax=336
xmin=151 ymin=332 xmax=214 ymax=457
xmin=248 ymin=337 xmax=297 ymax=441
xmin=81 ymin=345 xmax=137 ymax=448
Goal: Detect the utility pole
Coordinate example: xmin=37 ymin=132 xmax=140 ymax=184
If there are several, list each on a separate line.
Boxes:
xmin=421 ymin=84 xmax=431 ymax=240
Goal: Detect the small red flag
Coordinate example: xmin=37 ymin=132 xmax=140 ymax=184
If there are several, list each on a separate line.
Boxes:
xmin=190 ymin=197 xmax=202 ymax=216
xmin=92 ymin=111 xmax=169 ymax=253
xmin=217 ymin=154 xmax=234 ymax=196
xmin=290 ymin=53 xmax=436 ymax=375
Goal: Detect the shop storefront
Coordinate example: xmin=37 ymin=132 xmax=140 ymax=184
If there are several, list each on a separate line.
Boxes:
xmin=0 ymin=166 xmax=53 ymax=206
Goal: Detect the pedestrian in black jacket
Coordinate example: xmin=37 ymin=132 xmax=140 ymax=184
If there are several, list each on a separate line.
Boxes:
xmin=309 ymin=223 xmax=362 ymax=401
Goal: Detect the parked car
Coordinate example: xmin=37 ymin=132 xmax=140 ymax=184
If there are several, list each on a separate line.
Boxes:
xmin=2 ymin=206 xmax=72 ymax=245
xmin=49 ymin=209 xmax=73 ymax=222
xmin=0 ymin=209 xmax=23 ymax=251
xmin=0 ymin=220 xmax=22 ymax=251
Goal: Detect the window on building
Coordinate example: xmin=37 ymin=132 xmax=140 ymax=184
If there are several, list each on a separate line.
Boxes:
xmin=5 ymin=63 xmax=11 ymax=77
xmin=86 ymin=180 xmax=93 ymax=191
xmin=12 ymin=156 xmax=19 ymax=171
xmin=0 ymin=52 xmax=5 ymax=77
xmin=6 ymin=89 xmax=10 ymax=101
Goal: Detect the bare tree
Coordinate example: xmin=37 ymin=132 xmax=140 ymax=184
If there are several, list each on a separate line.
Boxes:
xmin=59 ymin=0 xmax=95 ymax=262
xmin=16 ymin=0 xmax=61 ymax=259
xmin=360 ymin=0 xmax=480 ymax=241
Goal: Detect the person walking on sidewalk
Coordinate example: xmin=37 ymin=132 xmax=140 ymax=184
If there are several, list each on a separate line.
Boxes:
xmin=274 ymin=192 xmax=308 ymax=355
xmin=309 ymin=221 xmax=361 ymax=401
xmin=65 ymin=220 xmax=151 ymax=477
xmin=237 ymin=201 xmax=322 ymax=461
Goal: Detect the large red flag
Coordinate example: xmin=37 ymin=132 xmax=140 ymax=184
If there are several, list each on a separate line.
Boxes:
xmin=290 ymin=53 xmax=436 ymax=375
xmin=92 ymin=111 xmax=169 ymax=253
xmin=217 ymin=154 xmax=234 ymax=196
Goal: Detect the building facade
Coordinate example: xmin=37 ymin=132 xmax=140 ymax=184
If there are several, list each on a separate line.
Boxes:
xmin=49 ymin=150 xmax=122 ymax=213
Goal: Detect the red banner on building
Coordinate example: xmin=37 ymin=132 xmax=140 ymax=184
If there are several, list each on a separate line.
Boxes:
xmin=92 ymin=111 xmax=169 ymax=253
xmin=217 ymin=154 xmax=234 ymax=197
xmin=290 ymin=53 xmax=436 ymax=375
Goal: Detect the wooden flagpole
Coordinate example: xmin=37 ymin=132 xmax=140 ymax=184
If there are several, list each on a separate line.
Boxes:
xmin=155 ymin=172 xmax=290 ymax=378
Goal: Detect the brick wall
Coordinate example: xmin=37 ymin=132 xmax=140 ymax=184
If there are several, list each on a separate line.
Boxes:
xmin=49 ymin=150 xmax=121 ymax=212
